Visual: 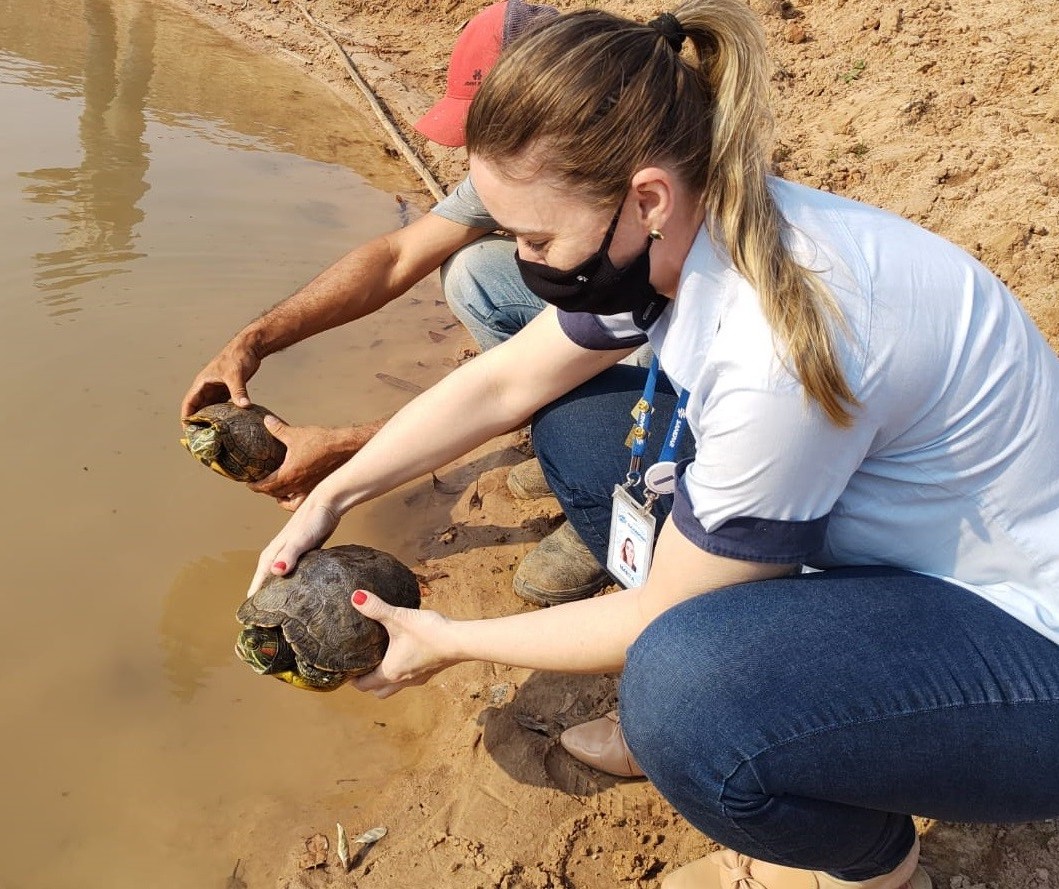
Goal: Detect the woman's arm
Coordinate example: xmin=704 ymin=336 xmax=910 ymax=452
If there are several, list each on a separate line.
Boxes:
xmin=247 ymin=308 xmax=632 ymax=593
xmin=351 ymin=517 xmax=797 ymax=697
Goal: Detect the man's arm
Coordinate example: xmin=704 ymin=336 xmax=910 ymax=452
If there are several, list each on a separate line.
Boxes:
xmin=180 ymin=212 xmax=489 ymax=416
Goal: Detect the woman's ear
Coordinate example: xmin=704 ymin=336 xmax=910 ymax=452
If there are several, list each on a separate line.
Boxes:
xmin=630 ymin=167 xmax=674 ymax=234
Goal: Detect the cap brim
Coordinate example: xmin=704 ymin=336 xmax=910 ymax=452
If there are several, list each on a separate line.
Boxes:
xmin=413 ymin=97 xmax=471 ymax=148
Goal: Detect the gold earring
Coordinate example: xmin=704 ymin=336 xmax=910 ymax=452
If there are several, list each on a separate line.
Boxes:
xmin=649 ymin=229 xmax=664 ymax=241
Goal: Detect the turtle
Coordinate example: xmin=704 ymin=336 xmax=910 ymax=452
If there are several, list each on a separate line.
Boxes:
xmin=181 ymin=402 xmax=286 ymax=482
xmin=235 ymin=544 xmax=421 ymax=691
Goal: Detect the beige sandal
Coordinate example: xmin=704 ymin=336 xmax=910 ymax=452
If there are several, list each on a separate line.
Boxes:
xmin=663 ymin=838 xmax=932 ymax=889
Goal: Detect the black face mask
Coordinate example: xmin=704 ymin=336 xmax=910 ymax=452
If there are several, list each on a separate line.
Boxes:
xmin=514 ymin=202 xmax=668 ymax=330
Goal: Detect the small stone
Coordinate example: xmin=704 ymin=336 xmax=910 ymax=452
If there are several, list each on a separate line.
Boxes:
xmin=879 ymin=7 xmax=902 ymax=35
xmin=785 ymin=23 xmax=808 ymax=43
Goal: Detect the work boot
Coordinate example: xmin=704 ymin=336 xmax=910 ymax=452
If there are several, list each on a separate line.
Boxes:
xmin=507 ymin=457 xmax=552 ymax=500
xmin=559 ymin=710 xmax=644 ymax=777
xmin=663 ymin=838 xmax=932 ymax=889
xmin=513 ymin=520 xmax=610 ymax=606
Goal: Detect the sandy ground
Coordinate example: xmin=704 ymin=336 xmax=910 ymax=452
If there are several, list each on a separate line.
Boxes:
xmin=159 ymin=0 xmax=1058 ymax=886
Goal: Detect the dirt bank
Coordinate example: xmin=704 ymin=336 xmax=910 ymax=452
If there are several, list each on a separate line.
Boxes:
xmin=159 ymin=0 xmax=1059 ymax=886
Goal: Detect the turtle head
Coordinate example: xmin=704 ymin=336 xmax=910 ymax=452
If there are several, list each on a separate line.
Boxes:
xmin=236 ymin=626 xmax=294 ymax=675
xmin=181 ymin=421 xmax=221 ymax=464
xmin=235 ymin=626 xmax=347 ymax=692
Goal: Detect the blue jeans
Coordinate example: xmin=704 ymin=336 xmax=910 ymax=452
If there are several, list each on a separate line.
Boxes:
xmin=532 ymin=365 xmax=694 ymax=567
xmin=441 ymin=234 xmax=547 ymax=351
xmin=441 ymin=234 xmax=654 ymax=367
xmin=533 ymin=367 xmax=1059 ymax=880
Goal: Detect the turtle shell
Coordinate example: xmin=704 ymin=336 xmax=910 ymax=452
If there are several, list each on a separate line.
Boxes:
xmin=236 ymin=544 xmax=421 ymax=676
xmin=181 ymin=402 xmax=286 ymax=482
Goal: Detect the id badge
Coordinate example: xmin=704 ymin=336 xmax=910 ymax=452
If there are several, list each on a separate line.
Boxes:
xmin=607 ymin=485 xmax=656 ymax=589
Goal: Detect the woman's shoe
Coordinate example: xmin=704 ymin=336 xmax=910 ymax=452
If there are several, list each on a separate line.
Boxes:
xmin=663 ymin=838 xmax=932 ymax=889
xmin=559 ymin=710 xmax=645 ymax=777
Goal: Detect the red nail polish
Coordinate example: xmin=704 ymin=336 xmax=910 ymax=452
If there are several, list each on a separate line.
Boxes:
xmin=274 ymin=561 xmax=287 ymax=572
xmin=352 ymin=590 xmax=367 ymax=605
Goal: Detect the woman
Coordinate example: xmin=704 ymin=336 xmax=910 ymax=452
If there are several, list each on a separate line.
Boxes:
xmin=247 ymin=2 xmax=1059 ymax=887
xmin=621 ymin=539 xmax=637 ymax=571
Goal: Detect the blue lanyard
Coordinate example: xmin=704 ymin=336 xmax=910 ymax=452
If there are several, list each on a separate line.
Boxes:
xmin=627 ymin=357 xmax=660 ymax=462
xmin=659 ymin=388 xmax=690 ymax=464
xmin=624 ymin=357 xmax=688 ymax=489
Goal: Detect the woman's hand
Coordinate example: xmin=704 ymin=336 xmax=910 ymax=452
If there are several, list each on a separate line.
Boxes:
xmin=348 ymin=589 xmax=459 ymax=698
xmin=246 ymin=500 xmax=342 ymax=596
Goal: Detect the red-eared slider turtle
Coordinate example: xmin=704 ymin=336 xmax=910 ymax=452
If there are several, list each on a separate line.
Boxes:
xmin=235 ymin=544 xmax=421 ymax=691
xmin=181 ymin=402 xmax=286 ymax=482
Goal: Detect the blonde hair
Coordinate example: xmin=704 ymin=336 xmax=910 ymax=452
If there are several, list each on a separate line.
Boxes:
xmin=466 ymin=0 xmax=857 ymax=426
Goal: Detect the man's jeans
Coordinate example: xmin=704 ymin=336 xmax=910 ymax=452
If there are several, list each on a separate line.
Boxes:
xmin=441 ymin=234 xmax=547 ymax=351
xmin=441 ymin=234 xmax=653 ymax=366
xmin=532 ymin=365 xmax=1059 ymax=880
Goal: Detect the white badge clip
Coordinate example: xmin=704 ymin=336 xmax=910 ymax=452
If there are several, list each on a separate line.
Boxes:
xmin=607 ymin=485 xmax=656 ymax=589
xmin=644 ymin=460 xmax=678 ymax=495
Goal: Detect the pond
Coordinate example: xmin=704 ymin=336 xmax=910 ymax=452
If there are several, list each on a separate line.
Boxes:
xmin=0 ymin=0 xmax=455 ymax=885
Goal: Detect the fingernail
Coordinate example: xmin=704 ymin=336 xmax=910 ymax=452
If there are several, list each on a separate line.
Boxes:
xmin=352 ymin=590 xmax=367 ymax=605
xmin=273 ymin=561 xmax=287 ymax=572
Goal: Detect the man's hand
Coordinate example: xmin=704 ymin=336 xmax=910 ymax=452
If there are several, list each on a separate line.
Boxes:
xmin=181 ymin=340 xmax=262 ymax=417
xmin=248 ymin=415 xmax=385 ymax=510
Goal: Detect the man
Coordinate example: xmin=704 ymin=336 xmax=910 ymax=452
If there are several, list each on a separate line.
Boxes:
xmin=181 ymin=0 xmax=609 ymax=606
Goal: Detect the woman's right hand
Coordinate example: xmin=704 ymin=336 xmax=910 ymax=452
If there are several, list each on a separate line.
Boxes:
xmin=348 ymin=589 xmax=460 ymax=698
xmin=246 ymin=499 xmax=342 ymax=597
xmin=180 ymin=340 xmax=262 ymax=417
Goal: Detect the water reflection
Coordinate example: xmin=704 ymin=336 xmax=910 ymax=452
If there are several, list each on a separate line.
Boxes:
xmin=159 ymin=550 xmax=257 ymax=703
xmin=19 ymin=0 xmax=153 ymax=310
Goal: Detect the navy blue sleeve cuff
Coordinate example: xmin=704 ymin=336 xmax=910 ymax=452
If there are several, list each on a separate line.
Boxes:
xmin=558 ymin=310 xmax=649 ymax=351
xmin=672 ymin=474 xmax=830 ymax=563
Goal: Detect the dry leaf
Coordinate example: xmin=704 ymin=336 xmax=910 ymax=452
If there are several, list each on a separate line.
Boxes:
xmin=337 ymin=822 xmax=351 ymax=872
xmin=415 ymin=570 xmax=450 ymax=584
xmin=352 ymin=826 xmax=388 ymax=844
xmin=431 ymin=473 xmax=463 ymax=495
xmin=514 ymin=713 xmax=553 ymax=736
xmin=375 ymin=372 xmax=424 ymax=394
xmin=428 ymin=330 xmax=448 ymax=343
xmin=298 ymin=833 xmax=329 ymax=869
xmin=226 ymin=859 xmax=247 ymax=889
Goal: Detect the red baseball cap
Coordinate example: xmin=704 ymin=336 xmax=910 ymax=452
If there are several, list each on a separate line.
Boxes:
xmin=414 ymin=0 xmax=559 ymax=147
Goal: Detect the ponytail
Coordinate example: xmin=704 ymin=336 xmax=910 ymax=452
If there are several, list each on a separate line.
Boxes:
xmin=468 ymin=0 xmax=858 ymax=425
xmin=677 ymin=0 xmax=857 ymax=425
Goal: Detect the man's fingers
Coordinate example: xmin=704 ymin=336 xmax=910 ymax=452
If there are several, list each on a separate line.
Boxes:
xmin=230 ymin=385 xmax=251 ymax=408
xmin=262 ymin=414 xmax=288 ymax=438
xmin=181 ymin=382 xmax=225 ymax=418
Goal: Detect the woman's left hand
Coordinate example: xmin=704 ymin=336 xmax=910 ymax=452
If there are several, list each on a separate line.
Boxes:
xmin=246 ymin=500 xmax=342 ymax=597
xmin=348 ymin=589 xmax=458 ymax=698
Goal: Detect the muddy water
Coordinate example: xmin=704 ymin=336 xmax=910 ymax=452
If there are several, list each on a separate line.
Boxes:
xmin=0 ymin=1 xmax=461 ymax=886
